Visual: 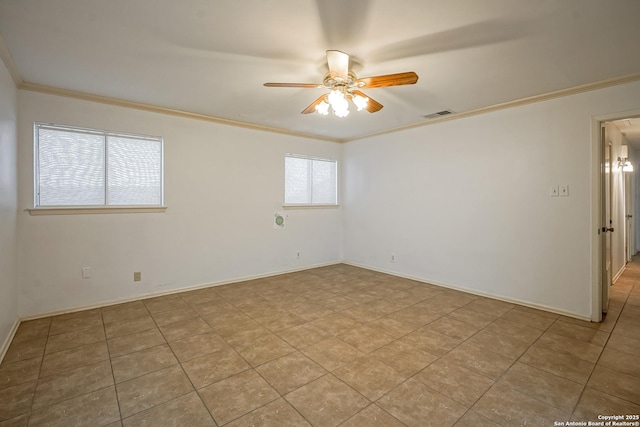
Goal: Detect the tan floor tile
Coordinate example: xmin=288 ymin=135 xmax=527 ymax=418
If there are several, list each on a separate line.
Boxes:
xmin=32 ymin=360 xmax=113 ymax=409
xmin=414 ymin=358 xmax=494 ymax=406
xmin=607 ymin=331 xmax=640 ymax=355
xmin=484 ymin=317 xmax=543 ymax=344
xmin=427 ymin=316 xmax=483 ymax=341
xmin=338 ymin=324 xmax=395 ymax=353
xmin=612 ymin=317 xmax=640 ymax=339
xmin=499 ymin=362 xmax=583 ymax=411
xmin=0 ymin=381 xmax=36 ymax=421
xmin=465 ymin=298 xmax=514 ymax=316
xmin=0 ymin=414 xmax=28 ymax=427
xmin=3 ymin=338 xmax=47 ymax=364
xmin=372 ymin=340 xmax=438 ymax=377
xmin=45 ymin=325 xmax=105 ymax=354
xmin=596 ymin=347 xmax=640 ymax=378
xmin=143 ymin=295 xmax=190 ymax=314
xmin=310 ymin=313 xmax=362 ymax=336
xmin=588 ymin=365 xmax=640 ymax=405
xmin=301 ymin=337 xmax=365 ymax=371
xmin=453 ymin=410 xmax=501 ymax=427
xmin=256 ymin=311 xmax=305 ymax=331
xmin=223 ymin=324 xmax=270 ymax=349
xmin=122 ymin=392 xmax=216 ymax=427
xmin=275 ymin=323 xmax=332 ymax=349
xmin=49 ymin=309 xmax=103 ymax=335
xmin=473 ymin=382 xmax=570 ymax=426
xmin=232 ymin=333 xmax=296 ymax=367
xmin=158 ymin=317 xmax=213 ymax=342
xmin=400 ymin=327 xmax=462 ymax=356
xmin=169 ymin=332 xmax=228 ymax=362
xmin=101 ymin=302 xmax=149 ymax=325
xmin=499 ymin=307 xmax=556 ymax=330
xmin=465 ymin=330 xmax=529 ymax=359
xmin=111 ymin=344 xmax=178 ymax=383
xmin=334 ymin=356 xmax=406 ymax=401
xmin=548 ymin=320 xmax=609 ymax=346
xmin=256 ymin=352 xmax=326 ymax=394
xmin=285 ymin=374 xmax=369 ymax=427
xmin=441 ymin=342 xmax=514 ymax=380
xmin=199 ymin=369 xmax=279 ymax=425
xmin=208 ymin=315 xmax=263 ymax=338
xmin=182 ymin=347 xmax=250 ymax=389
xmin=386 ymin=306 xmax=441 ymax=328
xmin=318 ymin=295 xmax=359 ymax=311
xmin=535 ymin=332 xmax=604 ymax=363
xmin=572 ymin=386 xmax=640 ymax=421
xmin=519 ymin=343 xmax=596 ymax=384
xmin=179 ymin=287 xmax=221 ymax=306
xmin=0 ymin=357 xmax=41 ymax=391
xmin=116 ymin=365 xmax=194 ymax=418
xmin=340 ymin=404 xmax=406 ymax=427
xmin=40 ymin=341 xmax=109 ymax=377
xmin=28 ymin=386 xmax=120 ymax=427
xmin=341 ymin=305 xmax=385 ymax=323
xmin=288 ymin=303 xmax=336 ymax=321
xmin=402 ymin=285 xmax=443 ymax=301
xmin=225 ymin=398 xmax=311 ymax=427
xmin=104 ymin=315 xmax=157 ymax=339
xmin=366 ymin=316 xmax=416 ymax=339
xmin=107 ymin=328 xmax=166 ymax=358
xmin=377 ymin=378 xmax=466 ymax=427
xmin=11 ymin=319 xmax=50 ymax=344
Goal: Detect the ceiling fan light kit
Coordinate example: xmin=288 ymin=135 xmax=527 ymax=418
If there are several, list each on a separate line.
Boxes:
xmin=264 ymin=50 xmax=418 ymax=118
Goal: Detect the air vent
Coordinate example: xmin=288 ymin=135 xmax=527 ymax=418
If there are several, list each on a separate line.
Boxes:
xmin=424 ymin=110 xmax=454 ymax=119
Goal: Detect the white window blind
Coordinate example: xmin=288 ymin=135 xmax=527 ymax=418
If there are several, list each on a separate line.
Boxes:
xmin=285 ymin=155 xmax=337 ymax=205
xmin=35 ymin=123 xmax=164 ymax=207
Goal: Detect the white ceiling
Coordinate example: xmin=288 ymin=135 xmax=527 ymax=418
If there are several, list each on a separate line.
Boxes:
xmin=1 ymin=0 xmax=640 ymax=141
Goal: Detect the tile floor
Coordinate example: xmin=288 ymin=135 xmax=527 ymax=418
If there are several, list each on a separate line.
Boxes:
xmin=1 ymin=261 xmax=640 ymax=426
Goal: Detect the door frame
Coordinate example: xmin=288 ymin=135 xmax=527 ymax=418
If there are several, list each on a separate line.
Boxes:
xmin=591 ymin=109 xmax=640 ymax=322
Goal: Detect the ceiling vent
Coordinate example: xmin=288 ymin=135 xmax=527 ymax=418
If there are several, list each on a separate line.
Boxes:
xmin=424 ymin=110 xmax=454 ymax=119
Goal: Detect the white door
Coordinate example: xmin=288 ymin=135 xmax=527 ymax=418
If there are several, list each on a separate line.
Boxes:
xmin=602 ymin=126 xmax=612 ymax=313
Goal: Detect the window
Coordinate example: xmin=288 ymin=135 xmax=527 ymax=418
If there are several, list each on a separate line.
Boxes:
xmin=284 ymin=154 xmax=337 ymax=205
xmin=34 ymin=123 xmax=163 ymax=208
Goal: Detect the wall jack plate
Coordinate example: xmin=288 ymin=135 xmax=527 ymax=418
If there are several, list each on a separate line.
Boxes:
xmin=133 ymin=272 xmax=141 ymax=282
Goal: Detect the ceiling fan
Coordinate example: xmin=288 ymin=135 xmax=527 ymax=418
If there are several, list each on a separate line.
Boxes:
xmin=264 ymin=50 xmax=418 ymax=117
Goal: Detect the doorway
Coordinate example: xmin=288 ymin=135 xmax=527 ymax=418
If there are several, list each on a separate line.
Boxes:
xmin=593 ymin=113 xmax=640 ymax=322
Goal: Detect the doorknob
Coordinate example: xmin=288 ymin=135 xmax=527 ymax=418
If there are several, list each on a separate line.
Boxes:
xmin=627 ymin=214 xmax=633 ymax=219
xmin=601 ymin=227 xmax=615 ymax=233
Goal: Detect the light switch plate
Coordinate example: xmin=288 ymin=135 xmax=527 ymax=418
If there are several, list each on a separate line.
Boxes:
xmin=82 ymin=267 xmax=91 ymax=279
xmin=560 ymin=185 xmax=569 ymax=197
xmin=550 ymin=185 xmax=559 ymax=197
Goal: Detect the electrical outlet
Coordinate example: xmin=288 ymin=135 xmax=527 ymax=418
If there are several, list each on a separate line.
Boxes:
xmin=391 ymin=254 xmax=396 ymax=263
xmin=296 ymin=251 xmax=301 ymax=259
xmin=133 ymin=272 xmax=141 ymax=282
xmin=81 ymin=267 xmax=91 ymax=279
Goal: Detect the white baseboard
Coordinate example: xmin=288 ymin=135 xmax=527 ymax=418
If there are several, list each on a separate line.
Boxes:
xmin=18 ymin=260 xmax=343 ymax=321
xmin=0 ymin=317 xmax=20 ymax=364
xmin=343 ymin=261 xmax=592 ymax=321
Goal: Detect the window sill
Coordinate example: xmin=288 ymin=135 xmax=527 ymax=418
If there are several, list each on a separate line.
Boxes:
xmin=27 ymin=206 xmax=167 ymax=216
xmin=282 ymin=204 xmax=340 ymax=210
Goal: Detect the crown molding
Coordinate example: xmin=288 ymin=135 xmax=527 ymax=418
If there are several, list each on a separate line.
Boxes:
xmin=348 ymin=72 xmax=640 ymax=142
xmin=18 ymin=82 xmax=343 ymax=143
xmin=0 ymin=33 xmax=23 ymax=86
xmin=15 ymin=72 xmax=640 ymax=144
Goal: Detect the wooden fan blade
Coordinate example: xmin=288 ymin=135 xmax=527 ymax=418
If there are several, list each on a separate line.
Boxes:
xmin=356 ymin=72 xmax=418 ymax=88
xmin=264 ymin=83 xmax=321 ymax=88
xmin=302 ymin=95 xmax=327 ymax=114
xmin=326 ymin=50 xmax=349 ymax=81
xmin=352 ymin=90 xmax=383 ymax=112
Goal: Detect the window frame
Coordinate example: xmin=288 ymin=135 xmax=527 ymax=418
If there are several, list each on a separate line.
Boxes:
xmin=31 ymin=122 xmax=166 ymax=215
xmin=283 ymin=153 xmax=339 ymax=208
